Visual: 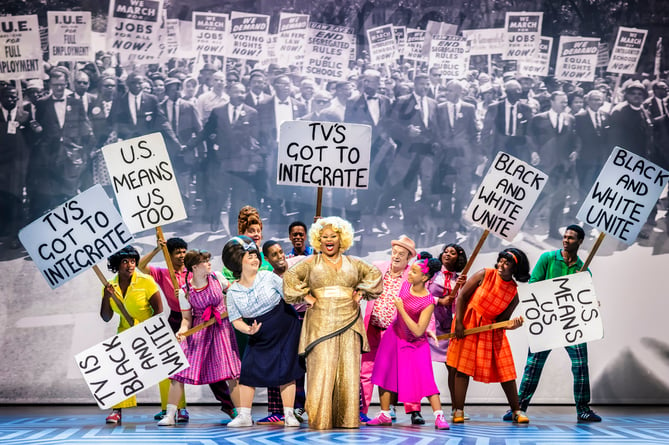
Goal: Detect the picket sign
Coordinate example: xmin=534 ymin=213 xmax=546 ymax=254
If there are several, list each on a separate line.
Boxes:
xmin=436 ymin=318 xmax=520 ymax=341
xmin=92 ymin=265 xmax=135 ymax=327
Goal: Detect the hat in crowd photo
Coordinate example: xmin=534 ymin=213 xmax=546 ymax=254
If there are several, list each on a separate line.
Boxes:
xmin=312 ymin=90 xmax=333 ymax=102
xmin=25 ymin=79 xmax=44 ymax=91
xmin=391 ymin=235 xmax=417 ymax=257
xmin=200 ymin=63 xmax=216 ymax=72
xmin=249 ymin=68 xmax=266 ymax=79
xmin=49 ymin=65 xmax=71 ymax=79
xmin=164 ymin=78 xmax=181 ymax=88
xmin=624 ymin=80 xmax=647 ymax=96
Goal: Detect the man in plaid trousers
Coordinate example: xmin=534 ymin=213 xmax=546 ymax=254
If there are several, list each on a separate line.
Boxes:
xmin=503 ymin=224 xmax=603 ymax=423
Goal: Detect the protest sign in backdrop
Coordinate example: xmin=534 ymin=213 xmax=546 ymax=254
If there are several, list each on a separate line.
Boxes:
xmin=18 ymin=185 xmax=133 ymax=289
xmin=107 ymin=0 xmax=163 ymax=59
xmin=103 ymin=132 xmax=187 ymax=233
xmin=393 ymin=26 xmax=406 ymax=59
xmin=277 ymin=121 xmax=372 ymax=189
xmin=555 ymin=36 xmax=599 ymax=82
xmin=503 ymin=11 xmax=543 ymax=61
xmin=519 ymin=271 xmax=603 ymax=353
xmin=428 ymin=34 xmax=469 ymax=79
xmin=465 ymin=152 xmax=548 ymax=241
xmin=576 ymin=147 xmax=669 ymax=244
xmin=192 ymin=11 xmax=228 ymax=57
xmin=228 ymin=11 xmax=269 ymax=61
xmin=597 ymin=42 xmax=610 ymax=68
xmin=518 ymin=36 xmax=553 ymax=77
xmin=405 ymin=28 xmax=427 ymax=64
xmin=0 ymin=15 xmax=42 ymax=80
xmin=277 ymin=13 xmax=309 ymax=71
xmin=461 ymin=28 xmax=505 ymax=56
xmin=305 ymin=22 xmax=355 ymax=81
xmin=47 ymin=11 xmax=92 ymax=62
xmin=75 ymin=316 xmax=189 ymax=409
xmin=367 ymin=24 xmax=396 ymax=66
xmin=607 ymin=26 xmax=648 ymax=74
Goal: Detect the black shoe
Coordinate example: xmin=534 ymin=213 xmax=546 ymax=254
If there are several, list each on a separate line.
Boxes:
xmin=577 ymin=409 xmax=602 ymax=422
xmin=410 ymin=411 xmax=425 ymax=425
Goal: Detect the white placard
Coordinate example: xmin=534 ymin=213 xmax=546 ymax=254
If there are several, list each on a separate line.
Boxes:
xmin=576 ymin=147 xmax=669 ymax=244
xmin=503 ymin=11 xmax=543 ymax=61
xmin=465 ymin=152 xmax=548 ymax=241
xmin=18 ymin=185 xmax=133 ymax=289
xmin=103 ymin=132 xmax=187 ymax=233
xmin=192 ymin=11 xmax=228 ymax=57
xmin=367 ymin=24 xmax=396 ymax=66
xmin=461 ymin=28 xmax=505 ymax=56
xmin=228 ymin=11 xmax=269 ymax=61
xmin=394 ymin=26 xmax=406 ymax=58
xmin=107 ymin=0 xmax=163 ymax=59
xmin=75 ymin=316 xmax=189 ymax=409
xmin=555 ymin=36 xmax=599 ymax=82
xmin=47 ymin=11 xmax=92 ymax=62
xmin=518 ymin=36 xmax=553 ymax=77
xmin=277 ymin=121 xmax=372 ymax=189
xmin=0 ymin=15 xmax=42 ymax=81
xmin=305 ymin=22 xmax=355 ymax=81
xmin=607 ymin=26 xmax=647 ymax=74
xmin=519 ymin=272 xmax=603 ymax=353
xmin=428 ymin=34 xmax=469 ymax=79
xmin=277 ymin=12 xmax=309 ymax=71
xmin=405 ymin=28 xmax=427 ymax=63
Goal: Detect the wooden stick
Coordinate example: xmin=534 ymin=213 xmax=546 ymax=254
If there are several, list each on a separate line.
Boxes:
xmin=315 ymin=186 xmax=323 ymax=219
xmin=156 ymin=226 xmax=179 ymax=292
xmin=436 ymin=318 xmax=519 ymax=341
xmin=180 ymin=312 xmax=228 ymax=338
xmin=92 ymin=265 xmax=135 ymax=327
xmin=439 ymin=229 xmax=489 ymax=305
xmin=580 ymin=232 xmax=605 ymax=272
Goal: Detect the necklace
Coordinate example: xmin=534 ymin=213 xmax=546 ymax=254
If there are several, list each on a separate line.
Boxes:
xmin=323 ymin=253 xmax=341 ymax=264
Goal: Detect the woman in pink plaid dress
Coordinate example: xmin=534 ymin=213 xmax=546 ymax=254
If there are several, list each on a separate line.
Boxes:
xmin=158 ymin=250 xmax=241 ymax=426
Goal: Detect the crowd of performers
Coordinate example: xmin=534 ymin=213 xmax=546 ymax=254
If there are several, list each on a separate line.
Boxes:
xmin=2 ymin=54 xmax=669 ymax=250
xmin=99 ymin=206 xmax=602 ymax=430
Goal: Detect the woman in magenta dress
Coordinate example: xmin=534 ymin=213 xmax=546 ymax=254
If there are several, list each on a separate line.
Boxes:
xmin=369 ymin=253 xmax=450 ymax=430
xmin=158 ymin=250 xmax=241 ymax=426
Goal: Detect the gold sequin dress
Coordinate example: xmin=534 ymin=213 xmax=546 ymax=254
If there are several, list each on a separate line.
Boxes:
xmin=283 ymin=254 xmax=382 ymax=429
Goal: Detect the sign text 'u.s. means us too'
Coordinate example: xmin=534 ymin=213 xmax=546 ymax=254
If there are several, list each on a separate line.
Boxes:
xmin=103 ymin=132 xmax=187 ymax=233
xmin=18 ymin=185 xmax=133 ymax=289
xmin=465 ymin=152 xmax=548 ymax=241
xmin=518 ymin=271 xmax=602 ymax=353
xmin=277 ymin=121 xmax=372 ymax=189
xmin=576 ymin=147 xmax=669 ymax=244
xmin=75 ymin=316 xmax=189 ymax=409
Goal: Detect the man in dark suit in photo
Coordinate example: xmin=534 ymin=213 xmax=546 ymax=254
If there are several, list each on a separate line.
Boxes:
xmin=244 ymin=69 xmax=270 ymax=108
xmin=257 ymin=74 xmax=307 ymax=223
xmin=574 ymin=90 xmax=609 ymax=200
xmin=27 ymin=67 xmax=94 ymax=219
xmin=481 ymin=79 xmax=534 ymax=163
xmin=528 ymin=91 xmax=577 ymax=239
xmin=109 ymin=72 xmax=181 ymax=155
xmin=644 ymin=80 xmax=669 ymax=169
xmin=195 ymin=82 xmax=260 ymax=233
xmin=71 ymin=71 xmax=97 ymax=115
xmin=606 ymin=81 xmax=652 ymax=159
xmin=434 ymin=79 xmax=480 ymax=232
xmin=0 ymin=84 xmax=33 ymax=248
xmin=162 ymin=78 xmax=202 ymax=211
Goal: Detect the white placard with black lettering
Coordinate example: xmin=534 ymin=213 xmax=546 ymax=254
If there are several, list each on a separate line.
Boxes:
xmin=192 ymin=11 xmax=228 ymax=57
xmin=0 ymin=15 xmax=42 ymax=81
xmin=503 ymin=11 xmax=543 ymax=61
xmin=277 ymin=13 xmax=309 ymax=71
xmin=554 ymin=36 xmax=599 ymax=82
xmin=367 ymin=24 xmax=396 ymax=66
xmin=228 ymin=11 xmax=269 ymax=61
xmin=18 ymin=185 xmax=133 ymax=289
xmin=305 ymin=22 xmax=355 ymax=81
xmin=576 ymin=147 xmax=669 ymax=244
xmin=519 ymin=272 xmax=603 ymax=353
xmin=461 ymin=28 xmax=505 ymax=56
xmin=465 ymin=152 xmax=548 ymax=241
xmin=405 ymin=28 xmax=427 ymax=63
xmin=75 ymin=316 xmax=189 ymax=409
xmin=277 ymin=121 xmax=372 ymax=189
xmin=103 ymin=132 xmax=187 ymax=233
xmin=428 ymin=34 xmax=469 ymax=79
xmin=47 ymin=11 xmax=92 ymax=62
xmin=518 ymin=36 xmax=552 ymax=77
xmin=607 ymin=26 xmax=648 ymax=74
xmin=107 ymin=0 xmax=163 ymax=59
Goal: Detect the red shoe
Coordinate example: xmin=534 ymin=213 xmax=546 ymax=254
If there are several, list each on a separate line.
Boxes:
xmin=366 ymin=412 xmax=392 ymax=426
xmin=105 ymin=410 xmax=121 ymax=424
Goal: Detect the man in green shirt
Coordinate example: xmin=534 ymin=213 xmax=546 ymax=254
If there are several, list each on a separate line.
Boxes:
xmin=503 ymin=224 xmax=602 ymax=423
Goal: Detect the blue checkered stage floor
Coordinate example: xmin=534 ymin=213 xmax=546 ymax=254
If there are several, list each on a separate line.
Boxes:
xmin=1 ymin=405 xmax=668 ymax=444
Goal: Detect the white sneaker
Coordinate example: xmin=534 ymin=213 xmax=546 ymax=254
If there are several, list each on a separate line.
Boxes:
xmin=294 ymin=408 xmax=306 ymax=422
xmin=284 ymin=412 xmax=300 ymax=427
xmin=157 ymin=414 xmax=176 ymax=426
xmin=227 ymin=414 xmax=253 ymax=427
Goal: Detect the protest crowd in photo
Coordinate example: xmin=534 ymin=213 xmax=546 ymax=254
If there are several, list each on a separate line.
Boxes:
xmin=1 ymin=0 xmax=669 ymax=436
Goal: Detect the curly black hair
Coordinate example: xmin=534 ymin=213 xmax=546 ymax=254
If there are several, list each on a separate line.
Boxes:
xmin=416 ymin=251 xmax=442 ymax=280
xmin=107 ymin=246 xmax=140 ymax=273
xmin=441 ymin=243 xmax=468 ymax=273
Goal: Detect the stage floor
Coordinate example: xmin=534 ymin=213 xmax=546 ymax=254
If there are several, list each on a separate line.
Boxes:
xmin=1 ymin=405 xmax=668 ymax=444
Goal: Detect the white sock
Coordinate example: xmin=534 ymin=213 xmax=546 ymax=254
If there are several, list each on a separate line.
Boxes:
xmin=380 ymin=410 xmax=391 ymax=417
xmin=433 ymin=410 xmax=444 ymax=417
xmin=239 ymin=407 xmax=252 ymax=418
xmin=284 ymin=407 xmax=295 ymax=417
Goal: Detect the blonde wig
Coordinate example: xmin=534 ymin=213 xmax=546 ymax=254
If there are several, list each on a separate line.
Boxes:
xmin=309 ymin=216 xmax=355 ymax=253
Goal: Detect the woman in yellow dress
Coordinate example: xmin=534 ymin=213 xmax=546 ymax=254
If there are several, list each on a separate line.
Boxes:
xmin=283 ymin=217 xmax=382 ymax=429
xmin=99 ymin=246 xmax=163 ymax=424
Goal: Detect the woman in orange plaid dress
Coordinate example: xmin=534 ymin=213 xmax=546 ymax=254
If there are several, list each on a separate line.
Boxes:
xmin=446 ymin=248 xmax=530 ymax=424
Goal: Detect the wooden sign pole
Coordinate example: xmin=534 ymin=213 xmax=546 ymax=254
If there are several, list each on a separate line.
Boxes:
xmin=156 ymin=226 xmax=179 ymax=292
xmin=92 ymin=265 xmax=135 ymax=327
xmin=315 ymin=186 xmax=324 ymax=220
xmin=580 ymin=232 xmax=605 ymax=272
xmin=436 ymin=318 xmax=520 ymax=341
xmin=180 ymin=312 xmax=229 ymax=338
